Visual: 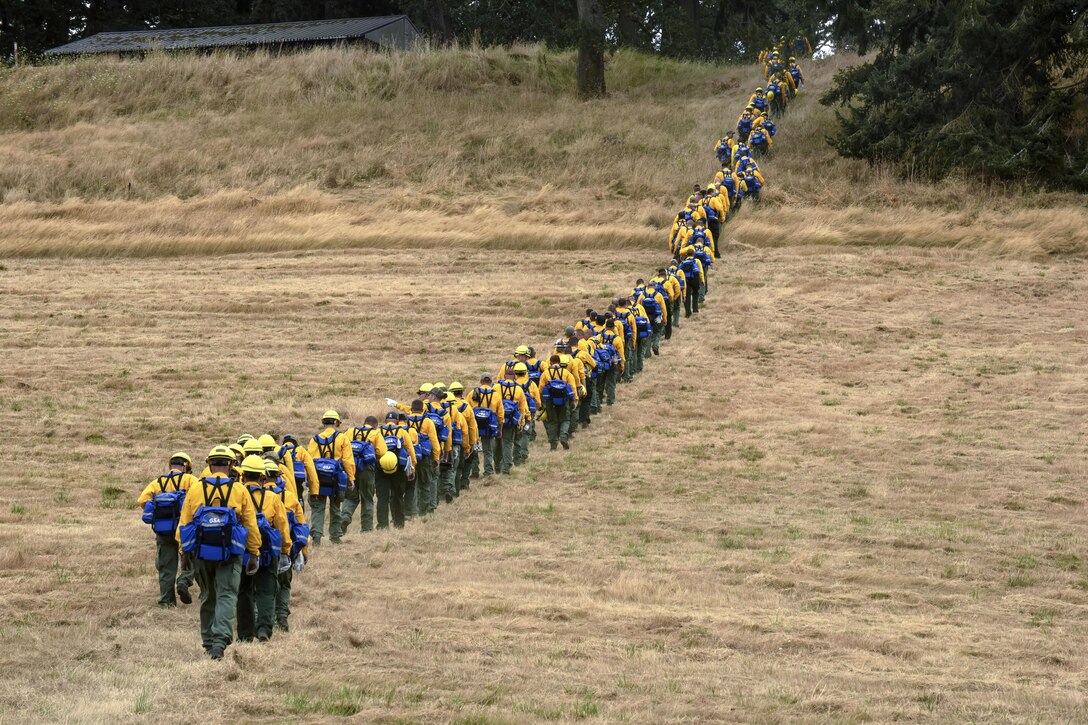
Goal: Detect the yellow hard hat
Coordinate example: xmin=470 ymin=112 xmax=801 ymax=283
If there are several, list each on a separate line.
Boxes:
xmin=263 ymin=459 xmax=282 ymax=475
xmin=208 ymin=445 xmax=236 ymax=463
xmin=756 ymin=87 xmax=764 ymax=92
xmin=236 ymin=434 xmax=254 ymax=445
xmin=257 ymin=434 xmax=277 ymax=450
xmin=514 ymin=345 xmax=530 ymax=356
xmin=767 ymin=91 xmax=775 ymax=100
xmin=379 ymin=451 xmax=399 ymax=474
xmin=449 ymin=381 xmax=465 ymax=392
xmin=228 ymin=443 xmax=245 ymax=459
xmin=559 ymin=354 xmax=572 ymax=366
xmin=444 ymin=392 xmax=457 ymax=402
xmin=322 ymin=409 xmax=341 ymax=422
xmin=240 ymin=455 xmax=267 ymax=475
xmin=432 ymin=382 xmax=446 ymax=391
xmin=169 ymin=451 xmax=192 ymax=467
xmin=419 ymin=383 xmax=434 ymax=394
xmin=513 ymin=362 xmax=529 ymax=373
xmin=242 ymin=438 xmax=263 ymax=455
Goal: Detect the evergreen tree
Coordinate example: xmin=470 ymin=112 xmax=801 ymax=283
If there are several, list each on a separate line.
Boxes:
xmin=822 ymin=1 xmax=1088 ymax=188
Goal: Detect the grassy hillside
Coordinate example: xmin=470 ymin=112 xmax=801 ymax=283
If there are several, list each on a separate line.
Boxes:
xmin=0 ymin=45 xmax=1084 ymax=257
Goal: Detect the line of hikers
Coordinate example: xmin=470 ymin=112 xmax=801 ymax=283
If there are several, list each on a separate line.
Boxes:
xmin=136 ymin=53 xmax=808 ymax=660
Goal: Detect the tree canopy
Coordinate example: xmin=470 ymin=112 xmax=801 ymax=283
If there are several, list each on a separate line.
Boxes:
xmin=822 ymin=1 xmax=1088 ymax=189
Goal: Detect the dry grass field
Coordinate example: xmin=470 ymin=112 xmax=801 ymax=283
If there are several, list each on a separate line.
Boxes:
xmin=2 ymin=244 xmax=1087 ymax=723
xmin=2 ymin=42 xmax=1088 ymax=725
xmin=0 ymin=46 xmax=1085 ymax=258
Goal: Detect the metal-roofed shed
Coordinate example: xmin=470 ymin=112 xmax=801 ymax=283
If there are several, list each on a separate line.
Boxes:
xmin=45 ymin=15 xmax=420 ymax=56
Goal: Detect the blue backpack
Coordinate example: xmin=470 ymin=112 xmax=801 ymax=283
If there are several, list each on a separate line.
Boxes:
xmin=272 ymin=484 xmax=310 ymax=557
xmin=444 ymin=405 xmax=464 ymax=447
xmin=737 ymin=116 xmax=753 ymax=134
xmin=641 ymin=295 xmax=661 ymax=321
xmin=312 ymin=432 xmax=348 ymax=497
xmin=527 ymin=360 xmax=543 ymax=385
xmin=544 ymin=376 xmax=574 ymax=406
xmin=472 ymin=389 xmax=500 ymax=437
xmin=592 ymin=344 xmax=610 ymax=372
xmin=350 ymin=427 xmax=377 ymax=467
xmin=635 ymin=315 xmax=651 ymax=339
xmin=681 ymin=258 xmax=699 ymax=282
xmin=245 ymin=487 xmax=283 ymax=570
xmin=279 ymin=444 xmax=307 ymax=490
xmin=764 ymin=120 xmax=777 ymax=137
xmin=751 ymin=130 xmax=767 ymax=146
xmin=406 ymin=415 xmax=432 ymax=458
xmin=179 ymin=479 xmax=248 ymax=562
xmin=620 ymin=315 xmax=633 ymax=340
xmin=752 ymin=96 xmax=768 ymax=111
xmin=142 ymin=472 xmax=186 ymax=535
xmin=381 ymin=426 xmax=412 ymax=471
xmin=695 ymin=246 xmax=712 ymax=266
xmin=518 ymin=383 xmax=538 ymax=415
xmin=424 ymin=407 xmax=450 ymax=443
xmin=499 ymin=383 xmax=522 ymax=427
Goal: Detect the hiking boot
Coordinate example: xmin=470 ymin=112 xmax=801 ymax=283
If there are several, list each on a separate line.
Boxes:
xmin=177 ymin=583 xmax=192 ymax=605
xmin=257 ymin=631 xmax=271 ymax=643
xmin=330 ymin=538 xmax=343 ymax=545
xmin=560 ymin=439 xmax=570 ymax=450
xmin=445 ymin=494 xmax=454 ymax=504
xmin=550 ymin=444 xmax=558 ymax=451
xmin=276 ymin=618 xmax=289 ymax=632
xmin=209 ymin=646 xmax=225 ymax=660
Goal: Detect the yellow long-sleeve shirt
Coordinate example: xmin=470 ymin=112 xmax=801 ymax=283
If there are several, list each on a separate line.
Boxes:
xmin=452 ymin=399 xmax=479 ymax=447
xmin=351 ymin=425 xmax=390 ymax=468
xmin=379 ymin=424 xmax=418 ymax=467
xmin=246 ymin=483 xmax=292 ymax=556
xmin=468 ymin=386 xmax=505 ymax=428
xmin=539 ymin=365 xmax=579 ymax=404
xmin=307 ymin=426 xmax=356 ymax=486
xmin=268 ymin=479 xmax=309 ymax=557
xmin=279 ymin=443 xmax=319 ymax=496
xmin=496 ymin=379 xmax=531 ymax=424
xmin=405 ymin=414 xmax=441 ymax=462
xmin=176 ymin=474 xmax=261 ymax=557
xmin=137 ymin=470 xmax=198 ymax=507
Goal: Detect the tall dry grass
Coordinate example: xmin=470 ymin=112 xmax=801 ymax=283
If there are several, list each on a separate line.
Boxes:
xmin=0 ymin=45 xmax=1084 ymax=258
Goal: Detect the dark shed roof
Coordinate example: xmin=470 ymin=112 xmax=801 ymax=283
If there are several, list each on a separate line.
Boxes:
xmin=46 ymin=15 xmax=418 ymax=55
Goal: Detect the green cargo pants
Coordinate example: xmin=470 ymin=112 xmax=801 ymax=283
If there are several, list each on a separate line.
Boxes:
xmin=651 ymin=320 xmax=663 ymax=355
xmin=309 ymin=492 xmax=344 ymax=544
xmin=544 ymin=401 xmax=571 ymax=448
xmin=475 ymin=437 xmax=497 ymax=476
xmin=275 ymin=568 xmax=292 ymax=625
xmin=416 ymin=456 xmax=438 ymax=514
xmin=459 ymin=449 xmax=475 ymax=491
xmin=194 ymin=557 xmax=242 ymax=652
xmin=155 ymin=533 xmax=192 ymax=607
xmin=624 ymin=341 xmax=635 ymax=381
xmin=515 ymin=423 xmax=532 ymax=464
xmin=340 ymin=466 xmax=375 ymax=533
xmin=376 ymin=468 xmax=407 ymax=528
xmin=603 ymin=367 xmax=618 ymax=405
xmin=499 ymin=427 xmax=517 ymax=473
xmin=637 ymin=336 xmax=652 ymax=370
xmin=441 ymin=447 xmax=462 ymax=498
xmin=237 ymin=565 xmax=278 ymax=641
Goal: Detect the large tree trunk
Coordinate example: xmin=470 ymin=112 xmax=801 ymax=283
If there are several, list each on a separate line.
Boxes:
xmin=422 ymin=0 xmax=455 ymax=44
xmin=576 ymin=0 xmax=606 ymax=98
xmin=617 ymin=10 xmax=640 ymax=48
